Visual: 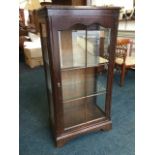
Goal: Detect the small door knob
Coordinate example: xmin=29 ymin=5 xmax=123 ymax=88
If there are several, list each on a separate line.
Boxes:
xmin=57 ymin=82 xmax=61 ymax=87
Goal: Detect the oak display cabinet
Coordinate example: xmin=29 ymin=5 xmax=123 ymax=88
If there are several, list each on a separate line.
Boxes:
xmin=37 ymin=6 xmax=120 ymax=147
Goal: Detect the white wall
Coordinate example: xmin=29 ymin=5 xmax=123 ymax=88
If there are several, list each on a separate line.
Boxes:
xmin=91 ymin=0 xmax=133 ymax=10
xmin=118 ymin=20 xmax=135 ymax=31
xmin=19 ymin=0 xmax=41 ymax=10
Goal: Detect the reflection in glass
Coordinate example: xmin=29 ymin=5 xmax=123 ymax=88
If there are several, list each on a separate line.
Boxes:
xmin=58 ymin=27 xmax=111 ymax=69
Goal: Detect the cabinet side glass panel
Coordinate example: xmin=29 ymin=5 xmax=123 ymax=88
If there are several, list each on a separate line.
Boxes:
xmin=58 ymin=26 xmax=111 ymax=129
xmin=41 ymin=23 xmax=54 ymax=124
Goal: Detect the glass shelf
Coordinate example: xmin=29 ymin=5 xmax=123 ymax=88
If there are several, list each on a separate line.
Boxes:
xmin=61 ymin=57 xmax=109 ymax=72
xmin=61 ymin=68 xmax=107 ymax=102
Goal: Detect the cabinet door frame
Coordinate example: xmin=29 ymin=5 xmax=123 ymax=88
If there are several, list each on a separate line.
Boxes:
xmin=47 ymin=9 xmax=119 ymax=134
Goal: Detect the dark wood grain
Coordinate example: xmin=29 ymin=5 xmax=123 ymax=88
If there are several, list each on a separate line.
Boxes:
xmin=37 ymin=6 xmax=120 ymax=147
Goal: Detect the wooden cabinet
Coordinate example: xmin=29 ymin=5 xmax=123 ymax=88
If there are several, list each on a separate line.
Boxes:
xmin=38 ymin=6 xmax=120 ymax=147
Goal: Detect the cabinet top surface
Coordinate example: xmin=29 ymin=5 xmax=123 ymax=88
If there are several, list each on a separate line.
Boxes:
xmin=38 ymin=5 xmax=121 ymax=11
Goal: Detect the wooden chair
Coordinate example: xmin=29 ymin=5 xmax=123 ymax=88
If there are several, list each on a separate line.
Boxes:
xmin=115 ymin=38 xmax=135 ymax=86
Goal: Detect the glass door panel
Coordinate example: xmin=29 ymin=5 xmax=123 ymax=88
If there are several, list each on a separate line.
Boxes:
xmin=61 ymin=67 xmax=107 ymax=102
xmin=63 ymin=94 xmax=106 ymax=129
xmin=58 ymin=30 xmax=86 ymax=69
xmin=58 ymin=25 xmax=111 ymax=129
xmin=86 ymin=30 xmax=100 ymax=67
xmin=86 ymin=28 xmax=111 ymax=66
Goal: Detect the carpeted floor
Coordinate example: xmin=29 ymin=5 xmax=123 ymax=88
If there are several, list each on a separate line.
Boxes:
xmin=19 ymin=62 xmax=135 ymax=155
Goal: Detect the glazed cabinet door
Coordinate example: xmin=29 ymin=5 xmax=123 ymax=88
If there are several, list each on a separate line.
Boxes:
xmin=56 ymin=25 xmax=112 ymax=130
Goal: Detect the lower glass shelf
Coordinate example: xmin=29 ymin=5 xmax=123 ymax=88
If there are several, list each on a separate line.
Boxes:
xmin=63 ymin=94 xmax=106 ymax=129
xmin=61 ymin=67 xmax=108 ymax=102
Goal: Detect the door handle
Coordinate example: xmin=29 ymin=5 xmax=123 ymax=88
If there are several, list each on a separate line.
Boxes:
xmin=57 ymin=82 xmax=61 ymax=88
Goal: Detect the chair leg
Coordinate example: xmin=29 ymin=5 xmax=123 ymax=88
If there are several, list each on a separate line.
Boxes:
xmin=120 ymin=65 xmax=126 ymax=86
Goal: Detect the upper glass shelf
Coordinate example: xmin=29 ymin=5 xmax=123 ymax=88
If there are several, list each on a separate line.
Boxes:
xmin=61 ymin=57 xmax=109 ymax=72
